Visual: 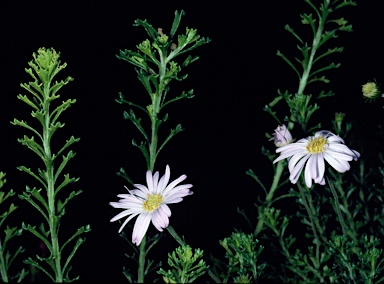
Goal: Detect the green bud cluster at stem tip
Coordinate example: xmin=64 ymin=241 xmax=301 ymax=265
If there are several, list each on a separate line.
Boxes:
xmin=362 ymin=81 xmax=382 ymax=101
xmin=12 ymin=47 xmax=90 ymax=282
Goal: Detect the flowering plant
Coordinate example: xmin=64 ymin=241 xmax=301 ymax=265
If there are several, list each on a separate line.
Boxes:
xmin=2 ymin=1 xmax=384 ymax=283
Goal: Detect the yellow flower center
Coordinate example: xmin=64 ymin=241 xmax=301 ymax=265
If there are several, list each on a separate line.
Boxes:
xmin=306 ymin=136 xmax=327 ymax=153
xmin=143 ymin=194 xmax=163 ymax=212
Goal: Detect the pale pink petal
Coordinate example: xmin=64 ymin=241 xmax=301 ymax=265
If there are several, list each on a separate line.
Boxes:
xmin=288 ymin=152 xmax=308 ymax=173
xmin=164 ymin=197 xmax=183 ymax=204
xmin=290 ymin=154 xmax=310 ymax=184
xmin=162 ymin=175 xmax=187 ymax=196
xmin=315 ymin=153 xmax=325 ymax=183
xmin=324 ymin=152 xmax=349 ymax=173
xmin=110 ymin=210 xmax=131 ymax=222
xmin=151 ymin=209 xmax=169 ymax=231
xmin=159 ymin=204 xmax=171 ymax=217
xmin=118 ymin=212 xmax=140 ymax=233
xmin=157 ymin=165 xmax=171 ymax=193
xmin=304 ymin=156 xmax=315 ymax=188
xmin=153 ymin=171 xmax=159 ymax=193
xmin=146 ymin=170 xmax=154 ymax=193
xmin=352 ymin=150 xmax=360 ymax=160
xmin=164 ymin=189 xmax=192 ymax=202
xmin=134 ymin=184 xmax=150 ymax=195
xmin=132 ymin=213 xmax=151 ymax=246
xmin=274 ymin=148 xmax=307 ymax=164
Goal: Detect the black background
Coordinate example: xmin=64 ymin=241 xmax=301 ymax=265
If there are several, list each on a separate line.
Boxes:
xmin=1 ymin=0 xmax=383 ymax=282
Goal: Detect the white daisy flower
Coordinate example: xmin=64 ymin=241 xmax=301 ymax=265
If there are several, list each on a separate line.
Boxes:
xmin=273 ymin=130 xmax=360 ymax=188
xmin=110 ymin=165 xmax=193 ymax=246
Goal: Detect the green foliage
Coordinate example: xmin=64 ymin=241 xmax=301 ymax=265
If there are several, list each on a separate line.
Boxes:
xmin=158 ymin=245 xmax=208 ymax=283
xmin=119 ymin=230 xmax=162 ymax=283
xmin=116 ymin=9 xmax=210 ymax=172
xmin=0 ymin=172 xmax=28 ymax=283
xmin=266 ymin=0 xmax=355 ymax=132
xmin=210 ymin=232 xmax=265 ymax=283
xmin=12 ymin=48 xmax=90 ymax=282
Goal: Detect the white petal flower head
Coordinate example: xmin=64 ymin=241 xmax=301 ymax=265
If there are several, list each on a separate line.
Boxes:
xmin=273 ymin=130 xmax=360 ymax=188
xmin=270 ymin=124 xmax=293 ymax=147
xmin=110 ymin=165 xmax=193 ymax=246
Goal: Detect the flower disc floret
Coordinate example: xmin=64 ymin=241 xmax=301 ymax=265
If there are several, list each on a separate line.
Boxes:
xmin=110 ymin=165 xmax=193 ymax=245
xmin=273 ymin=130 xmax=360 ymax=188
xmin=143 ymin=194 xmax=163 ymax=212
xmin=306 ymin=136 xmax=327 ymax=153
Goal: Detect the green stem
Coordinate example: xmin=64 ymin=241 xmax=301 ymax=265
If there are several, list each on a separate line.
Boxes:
xmin=137 ymin=43 xmax=168 ymax=284
xmin=137 ymin=235 xmax=146 ymax=283
xmin=327 ymin=176 xmax=347 ymax=237
xmin=297 ymin=2 xmax=329 ymax=95
xmin=43 ymin=85 xmax=62 ymax=282
xmin=297 ymin=183 xmax=324 ymax=283
xmin=166 ymin=225 xmax=186 ymax=246
xmin=254 ymin=160 xmax=285 ymax=236
xmin=0 ymin=239 xmax=8 ymax=283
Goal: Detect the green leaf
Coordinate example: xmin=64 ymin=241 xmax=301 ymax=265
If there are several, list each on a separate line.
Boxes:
xmin=24 ymin=257 xmax=55 ymax=282
xmin=310 ymin=62 xmax=341 ymax=77
xmin=26 ymin=186 xmax=49 ymax=212
xmin=22 ymin=223 xmax=52 ymax=252
xmin=182 ymin=55 xmax=199 ymax=68
xmin=123 ymin=110 xmax=149 ymax=142
xmin=55 ymin=150 xmax=76 ymax=182
xmin=60 ymin=225 xmax=90 ymax=254
xmin=19 ymin=188 xmax=49 ymax=223
xmin=16 ymin=136 xmax=45 ymax=161
xmin=132 ymin=139 xmax=150 ymax=168
xmin=31 ymin=108 xmax=46 ymax=127
xmin=300 ymin=13 xmax=317 ymax=36
xmin=48 ymin=121 xmax=65 ymax=142
xmin=62 ymin=237 xmax=87 ymax=278
xmin=56 ymin=136 xmax=80 ymax=158
xmin=116 ymin=168 xmax=134 ymax=186
xmin=156 ymin=124 xmax=184 ymax=157
xmin=276 ymin=50 xmax=301 ymax=79
xmin=170 ymin=10 xmax=185 ymax=38
xmin=51 ymin=99 xmax=77 ymax=124
xmin=284 ymin=24 xmax=303 ymax=44
xmin=136 ymin=69 xmax=159 ymax=96
xmin=17 ymin=166 xmax=47 ymax=189
xmin=16 ymin=94 xmax=39 ymax=110
xmin=133 ymin=19 xmax=158 ymax=40
xmin=11 ymin=119 xmax=43 ymax=141
xmin=57 ymin=190 xmax=82 ymax=217
xmin=161 ymin=89 xmax=194 ymax=109
xmin=55 ymin=174 xmax=80 ymax=196
xmin=49 ymin=76 xmax=73 ymax=97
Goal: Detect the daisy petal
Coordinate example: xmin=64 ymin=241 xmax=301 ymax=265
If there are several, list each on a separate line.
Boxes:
xmin=132 ymin=213 xmax=151 ymax=246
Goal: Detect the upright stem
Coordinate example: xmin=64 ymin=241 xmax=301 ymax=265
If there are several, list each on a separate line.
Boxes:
xmin=43 ymin=86 xmax=62 ymax=282
xmin=297 ymin=183 xmax=324 ymax=283
xmin=327 ymin=177 xmax=347 ymax=237
xmin=254 ymin=160 xmax=285 ymax=236
xmin=0 ymin=239 xmax=8 ymax=283
xmin=137 ymin=235 xmax=146 ymax=283
xmin=297 ymin=3 xmax=328 ymax=95
xmin=137 ymin=46 xmax=167 ymax=283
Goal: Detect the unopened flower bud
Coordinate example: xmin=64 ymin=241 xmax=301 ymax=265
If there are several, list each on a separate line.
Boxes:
xmin=270 ymin=125 xmax=293 ymax=147
xmin=334 ymin=112 xmax=345 ymax=134
xmin=362 ymin=81 xmax=381 ymax=100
